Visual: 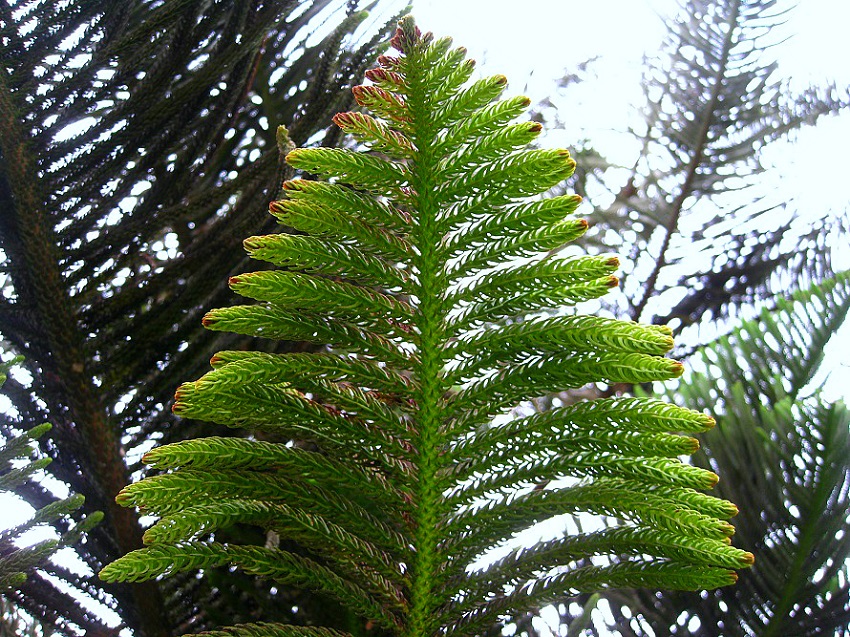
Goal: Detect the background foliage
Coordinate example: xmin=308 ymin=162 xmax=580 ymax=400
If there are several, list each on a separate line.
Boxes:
xmin=1 ymin=1 xmax=405 ymax=633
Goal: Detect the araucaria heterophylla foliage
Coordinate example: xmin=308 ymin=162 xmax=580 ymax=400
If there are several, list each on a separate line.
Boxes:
xmin=101 ymin=16 xmax=753 ymax=637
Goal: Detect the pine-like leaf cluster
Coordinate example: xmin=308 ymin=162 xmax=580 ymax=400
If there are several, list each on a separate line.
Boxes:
xmin=102 ymin=17 xmax=752 ymax=637
xmin=0 ymin=358 xmax=103 ymax=629
xmin=604 ymin=271 xmax=850 ymax=636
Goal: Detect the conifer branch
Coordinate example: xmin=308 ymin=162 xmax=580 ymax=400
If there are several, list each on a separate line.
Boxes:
xmin=102 ymin=16 xmax=751 ymax=636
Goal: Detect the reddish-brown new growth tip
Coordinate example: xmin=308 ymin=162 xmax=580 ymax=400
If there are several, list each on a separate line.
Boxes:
xmin=389 ymin=16 xmax=428 ymax=53
xmin=365 ymin=68 xmax=404 ymax=87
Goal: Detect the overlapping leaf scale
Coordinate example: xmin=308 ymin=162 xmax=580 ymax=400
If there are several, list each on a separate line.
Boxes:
xmin=208 ymin=350 xmax=415 ymax=396
xmin=285 ymin=147 xmax=408 ymax=198
xmin=452 ymin=350 xmax=683 ymax=422
xmin=173 ymin=377 xmax=410 ymax=478
xmin=115 ymin=469 xmax=406 ymax=554
xmin=101 ymin=543 xmax=403 ymax=631
xmin=202 ymin=305 xmax=412 ymax=367
xmin=447 ymin=315 xmax=672 ymax=384
xmin=244 ymin=233 xmax=409 ymax=290
xmin=188 ymin=623 xmax=351 ymax=637
xmin=142 ymin=437 xmax=405 ymax=508
xmin=143 ymin=501 xmax=404 ymax=594
xmin=442 ymin=194 xmax=582 ymax=256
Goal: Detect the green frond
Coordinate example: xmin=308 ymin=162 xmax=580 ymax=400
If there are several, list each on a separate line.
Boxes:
xmin=0 ymin=421 xmax=49 ymax=465
xmin=192 ymin=623 xmax=352 ymax=637
xmin=229 ymin=271 xmax=412 ymax=324
xmin=270 ymin=191 xmax=412 ymax=261
xmin=449 ymin=274 xmax=618 ymax=335
xmin=433 ymin=74 xmax=509 ymax=131
xmin=440 ymin=121 xmax=544 ymax=179
xmin=447 ymin=314 xmax=672 ymax=385
xmin=606 ymin=272 xmax=850 ymax=635
xmin=443 ymin=477 xmax=727 ymax=571
xmin=202 ymin=305 xmax=412 ymax=367
xmin=0 ymin=457 xmax=52 ymax=490
xmin=350 ymin=84 xmax=410 ymax=127
xmin=207 ymin=350 xmax=415 ymax=395
xmin=119 ymin=465 xmax=409 ymax=549
xmin=286 ymin=148 xmax=408 ymax=196
xmin=439 ymin=149 xmax=576 ymax=206
xmin=102 ymin=543 xmax=404 ymax=631
xmin=444 ymin=561 xmax=738 ymax=637
xmin=243 ymin=233 xmax=409 ymax=289
xmin=443 ymin=193 xmax=583 ymax=255
xmin=332 ymin=111 xmax=416 ymax=158
xmin=106 ymin=16 xmax=747 ymax=637
xmin=437 ymin=94 xmax=530 ymax=155
xmin=446 ymin=219 xmax=591 ymax=284
xmin=428 ymin=50 xmax=476 ymax=106
xmin=444 ymin=398 xmax=717 ymax=478
xmin=446 ymin=429 xmax=700 ymax=490
xmin=462 ymin=527 xmax=752 ymax=600
xmin=454 ymin=352 xmax=683 ymax=419
xmin=173 ymin=374 xmax=413 ymax=476
xmin=1 ymin=1 xmax=406 ymax=631
xmin=143 ymin=500 xmax=404 ymax=586
xmin=447 ymin=255 xmax=621 ymax=308
xmin=279 ymin=178 xmax=411 ymax=232
xmin=142 ymin=437 xmax=403 ymax=504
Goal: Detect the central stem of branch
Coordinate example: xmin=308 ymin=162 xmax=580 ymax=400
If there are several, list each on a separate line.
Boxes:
xmin=405 ymin=41 xmax=449 ymax=637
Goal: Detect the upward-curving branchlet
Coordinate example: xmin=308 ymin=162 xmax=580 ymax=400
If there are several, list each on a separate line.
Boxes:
xmin=101 ymin=16 xmax=752 ymax=637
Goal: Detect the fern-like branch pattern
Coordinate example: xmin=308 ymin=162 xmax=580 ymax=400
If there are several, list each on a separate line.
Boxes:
xmin=101 ymin=17 xmax=752 ymax=637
